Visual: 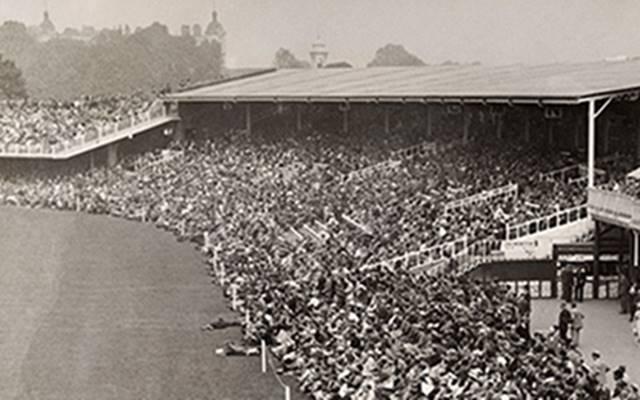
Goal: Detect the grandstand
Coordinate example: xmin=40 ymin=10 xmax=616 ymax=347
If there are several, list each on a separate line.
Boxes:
xmin=2 ymin=59 xmax=640 ymax=398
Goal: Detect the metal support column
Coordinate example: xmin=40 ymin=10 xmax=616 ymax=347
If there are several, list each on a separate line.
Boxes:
xmin=425 ymin=104 xmax=432 ymax=138
xmin=384 ymin=107 xmax=390 ymax=135
xmin=463 ymin=106 xmax=471 ymax=144
xmin=342 ymin=107 xmax=349 ymax=134
xmin=296 ymin=105 xmax=302 ymax=131
xmin=588 ymin=97 xmax=613 ymax=188
xmin=245 ymin=104 xmax=252 ymax=134
xmin=593 ymin=220 xmax=601 ymax=299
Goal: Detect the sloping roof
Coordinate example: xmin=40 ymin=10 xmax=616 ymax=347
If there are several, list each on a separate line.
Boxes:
xmin=627 ymin=166 xmax=640 ymax=180
xmin=167 ymin=59 xmax=640 ymax=104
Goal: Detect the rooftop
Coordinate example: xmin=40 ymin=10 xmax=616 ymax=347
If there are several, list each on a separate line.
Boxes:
xmin=167 ymin=59 xmax=640 ymax=105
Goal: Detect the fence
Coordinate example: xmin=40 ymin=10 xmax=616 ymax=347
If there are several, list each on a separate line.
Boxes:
xmin=0 ymin=101 xmax=173 ymax=157
xmin=505 ymin=204 xmax=589 ymax=241
xmin=391 ymin=141 xmax=437 ymax=159
xmin=443 ymin=183 xmax=518 ymax=212
xmin=344 ymin=159 xmax=401 ymax=182
xmin=364 ymin=236 xmax=469 ymax=271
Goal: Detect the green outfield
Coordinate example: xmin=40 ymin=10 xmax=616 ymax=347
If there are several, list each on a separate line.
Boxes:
xmin=0 ymin=206 xmax=291 ymax=400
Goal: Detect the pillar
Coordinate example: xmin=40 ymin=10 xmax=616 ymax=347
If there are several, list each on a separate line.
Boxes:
xmin=296 ymin=105 xmax=303 ymax=131
xmin=496 ymin=113 xmax=503 ymax=140
xmin=425 ymin=104 xmax=432 ymax=138
xmin=463 ymin=107 xmax=471 ymax=144
xmin=89 ymin=152 xmax=95 ymax=169
xmin=342 ymin=107 xmax=349 ymax=134
xmin=174 ymin=121 xmax=185 ymax=142
xmin=245 ymin=104 xmax=252 ymax=134
xmin=107 ymin=143 xmax=119 ymax=167
xmin=588 ymin=100 xmax=596 ymax=188
xmin=384 ymin=107 xmax=391 ymax=135
xmin=524 ymin=115 xmax=531 ymax=143
xmin=593 ymin=220 xmax=601 ymax=299
xmin=636 ymin=116 xmax=640 ymax=163
xmin=547 ymin=120 xmax=554 ymax=147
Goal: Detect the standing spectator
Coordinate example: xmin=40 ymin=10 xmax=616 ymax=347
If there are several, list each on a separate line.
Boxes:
xmin=561 ymin=265 xmax=574 ymax=302
xmin=558 ymin=301 xmax=573 ymax=346
xmin=591 ymin=351 xmax=610 ymax=389
xmin=570 ymin=302 xmax=585 ymax=347
xmin=620 ymin=272 xmax=631 ymax=315
xmin=574 ymin=265 xmax=587 ymax=302
xmin=630 ymin=284 xmax=639 ymax=323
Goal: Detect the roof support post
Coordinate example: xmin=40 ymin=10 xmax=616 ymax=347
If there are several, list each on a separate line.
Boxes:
xmin=593 ymin=220 xmax=601 ymax=299
xmin=547 ymin=120 xmax=554 ymax=148
xmin=296 ymin=105 xmax=303 ymax=131
xmin=496 ymin=112 xmax=503 ymax=141
xmin=462 ymin=106 xmax=471 ymax=144
xmin=524 ymin=115 xmax=531 ymax=143
xmin=425 ymin=104 xmax=432 ymax=138
xmin=587 ymin=97 xmax=612 ymax=188
xmin=245 ymin=104 xmax=252 ymax=134
xmin=384 ymin=106 xmax=390 ymax=135
xmin=342 ymin=106 xmax=349 ymax=134
xmin=588 ymin=99 xmax=596 ymax=187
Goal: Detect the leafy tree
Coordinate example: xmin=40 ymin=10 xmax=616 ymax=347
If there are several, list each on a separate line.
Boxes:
xmin=367 ymin=44 xmax=425 ymax=67
xmin=273 ymin=48 xmax=310 ymax=69
xmin=0 ymin=54 xmax=27 ymax=99
xmin=325 ymin=61 xmax=353 ymax=68
xmin=0 ymin=21 xmax=225 ymax=99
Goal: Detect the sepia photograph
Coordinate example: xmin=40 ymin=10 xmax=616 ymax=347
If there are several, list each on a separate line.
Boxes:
xmin=1 ymin=0 xmax=640 ymax=399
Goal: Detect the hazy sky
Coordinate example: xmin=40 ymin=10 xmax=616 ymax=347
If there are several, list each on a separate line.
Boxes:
xmin=3 ymin=0 xmax=640 ymax=68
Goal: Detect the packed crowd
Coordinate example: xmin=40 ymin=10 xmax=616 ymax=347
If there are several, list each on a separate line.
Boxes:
xmin=0 ymin=112 xmax=637 ymax=398
xmin=0 ymin=93 xmax=154 ymax=148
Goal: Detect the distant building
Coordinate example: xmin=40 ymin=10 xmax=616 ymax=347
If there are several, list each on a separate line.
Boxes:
xmin=30 ymin=10 xmax=58 ymax=42
xmin=310 ymin=38 xmax=329 ymax=68
xmin=193 ymin=24 xmax=203 ymax=38
xmin=204 ymin=10 xmax=226 ymax=49
xmin=181 ymin=25 xmax=191 ymax=37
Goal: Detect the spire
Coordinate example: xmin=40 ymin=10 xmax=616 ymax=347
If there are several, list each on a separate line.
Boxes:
xmin=310 ymin=35 xmax=329 ymax=69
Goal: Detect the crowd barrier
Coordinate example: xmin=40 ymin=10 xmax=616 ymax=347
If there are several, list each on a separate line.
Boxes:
xmin=344 ymin=159 xmax=401 ymax=182
xmin=505 ymin=204 xmax=589 ymax=241
xmin=0 ymin=101 xmax=175 ymax=157
xmin=391 ymin=141 xmax=436 ymax=159
xmin=364 ymin=236 xmax=469 ymax=271
xmin=444 ymin=183 xmax=518 ymax=212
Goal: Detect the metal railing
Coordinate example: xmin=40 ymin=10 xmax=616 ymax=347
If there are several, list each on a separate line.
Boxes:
xmin=505 ymin=204 xmax=589 ymax=241
xmin=444 ymin=183 xmax=518 ymax=213
xmin=0 ymin=101 xmax=175 ymax=158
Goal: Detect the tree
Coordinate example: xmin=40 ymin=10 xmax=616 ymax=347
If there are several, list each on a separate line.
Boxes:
xmin=325 ymin=61 xmax=353 ymax=68
xmin=367 ymin=44 xmax=425 ymax=67
xmin=273 ymin=48 xmax=310 ymax=69
xmin=0 ymin=54 xmax=27 ymax=99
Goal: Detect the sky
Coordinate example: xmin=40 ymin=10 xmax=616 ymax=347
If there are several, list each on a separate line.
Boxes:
xmin=2 ymin=0 xmax=640 ymax=68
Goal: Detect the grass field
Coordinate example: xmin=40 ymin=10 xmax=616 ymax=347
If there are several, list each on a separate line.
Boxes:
xmin=0 ymin=206 xmax=294 ymax=400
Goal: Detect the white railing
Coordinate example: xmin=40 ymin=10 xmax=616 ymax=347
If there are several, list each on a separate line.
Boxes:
xmin=391 ymin=141 xmax=436 ymax=159
xmin=344 ymin=159 xmax=401 ymax=182
xmin=364 ymin=236 xmax=469 ymax=271
xmin=505 ymin=203 xmax=589 ymax=241
xmin=444 ymin=183 xmax=518 ymax=213
xmin=0 ymin=101 xmax=176 ymax=158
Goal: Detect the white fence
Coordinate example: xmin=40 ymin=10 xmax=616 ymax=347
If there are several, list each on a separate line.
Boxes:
xmin=345 ymin=159 xmax=402 ymax=182
xmin=364 ymin=236 xmax=469 ymax=271
xmin=444 ymin=183 xmax=518 ymax=212
xmin=0 ymin=101 xmax=175 ymax=158
xmin=391 ymin=141 xmax=437 ymax=159
xmin=505 ymin=204 xmax=589 ymax=241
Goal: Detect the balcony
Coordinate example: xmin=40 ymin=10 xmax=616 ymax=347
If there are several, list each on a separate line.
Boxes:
xmin=588 ymin=187 xmax=640 ymax=229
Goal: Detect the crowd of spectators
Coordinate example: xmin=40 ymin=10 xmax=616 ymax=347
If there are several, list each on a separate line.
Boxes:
xmin=0 ymin=93 xmax=154 ymax=149
xmin=0 ymin=110 xmax=638 ymax=398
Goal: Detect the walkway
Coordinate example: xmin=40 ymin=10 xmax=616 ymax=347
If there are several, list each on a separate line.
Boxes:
xmin=531 ymin=298 xmax=640 ymax=387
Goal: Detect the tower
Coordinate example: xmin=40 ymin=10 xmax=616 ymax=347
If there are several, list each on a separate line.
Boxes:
xmin=205 ymin=1 xmax=226 ymax=52
xmin=310 ymin=37 xmax=328 ymax=69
